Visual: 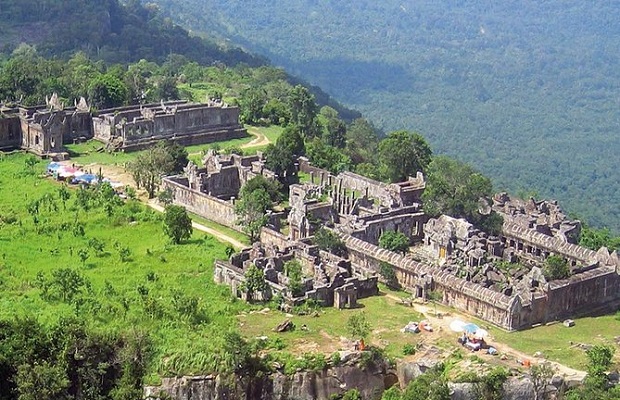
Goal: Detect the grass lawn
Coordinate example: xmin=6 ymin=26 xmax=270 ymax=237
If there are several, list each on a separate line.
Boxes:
xmin=239 ymin=289 xmax=424 ymax=360
xmin=188 ymin=212 xmax=251 ymax=247
xmin=492 ymin=314 xmax=620 ymax=370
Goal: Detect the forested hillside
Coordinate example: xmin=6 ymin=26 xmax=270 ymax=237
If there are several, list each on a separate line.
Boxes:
xmin=149 ymin=0 xmax=620 ymax=233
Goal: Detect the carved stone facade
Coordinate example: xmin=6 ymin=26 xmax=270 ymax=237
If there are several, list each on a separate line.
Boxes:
xmin=0 ymin=96 xmax=246 ymax=156
xmin=91 ymin=100 xmax=246 ymax=151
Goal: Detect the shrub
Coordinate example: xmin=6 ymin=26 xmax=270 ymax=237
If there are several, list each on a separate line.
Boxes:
xmin=543 ymin=255 xmax=571 ymax=280
xmin=402 ymin=343 xmax=416 ymax=356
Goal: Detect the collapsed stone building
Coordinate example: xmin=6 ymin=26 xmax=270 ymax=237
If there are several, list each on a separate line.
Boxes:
xmin=214 ymin=229 xmax=378 ymax=308
xmin=0 ymin=95 xmax=245 ymax=156
xmin=162 ymin=145 xmax=620 ymax=330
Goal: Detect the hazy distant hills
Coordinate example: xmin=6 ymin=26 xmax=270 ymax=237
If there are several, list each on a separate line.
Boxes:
xmin=150 ymin=0 xmax=620 ymax=232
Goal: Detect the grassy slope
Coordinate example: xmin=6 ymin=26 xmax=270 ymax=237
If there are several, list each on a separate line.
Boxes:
xmin=0 ymin=153 xmax=247 ymax=377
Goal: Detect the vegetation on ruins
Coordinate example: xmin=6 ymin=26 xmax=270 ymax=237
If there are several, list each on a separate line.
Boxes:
xmin=379 ymin=262 xmax=400 ymax=289
xmin=312 ymin=228 xmax=347 ymax=257
xmin=579 ymin=224 xmax=620 ymax=252
xmin=234 ymin=179 xmax=274 ymax=242
xmin=377 ymin=130 xmax=432 ymax=183
xmin=242 ymin=265 xmax=268 ymax=301
xmin=379 ymin=231 xmax=410 ymax=255
xmin=542 ymin=255 xmax=571 ymax=281
xmin=163 ymin=205 xmax=193 ymax=244
xmin=423 ymin=156 xmax=504 ymax=235
xmin=283 ymin=260 xmax=304 ymax=297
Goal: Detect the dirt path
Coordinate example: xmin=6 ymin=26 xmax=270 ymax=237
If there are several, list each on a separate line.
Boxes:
xmin=82 ymin=162 xmax=248 ymax=249
xmin=384 ymin=293 xmax=586 ymax=379
xmin=242 ymin=128 xmax=270 ymax=149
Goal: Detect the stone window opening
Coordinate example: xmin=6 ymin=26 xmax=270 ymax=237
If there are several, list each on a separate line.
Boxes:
xmin=35 ymin=135 xmax=39 ymax=145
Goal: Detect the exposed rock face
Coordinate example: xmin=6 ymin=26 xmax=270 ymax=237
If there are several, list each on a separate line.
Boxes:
xmin=144 ymin=364 xmax=387 ymax=400
xmin=144 ymin=361 xmax=553 ymax=400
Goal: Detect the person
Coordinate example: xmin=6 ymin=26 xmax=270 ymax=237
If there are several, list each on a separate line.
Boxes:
xmin=359 ymin=338 xmax=365 ymax=351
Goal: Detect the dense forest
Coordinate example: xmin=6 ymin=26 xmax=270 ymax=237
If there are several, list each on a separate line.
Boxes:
xmin=148 ymin=0 xmax=620 ymax=233
xmin=0 ymin=0 xmax=357 ymax=119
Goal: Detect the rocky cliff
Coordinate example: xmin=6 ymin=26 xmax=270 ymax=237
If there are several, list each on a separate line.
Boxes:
xmin=144 ymin=357 xmax=572 ymax=400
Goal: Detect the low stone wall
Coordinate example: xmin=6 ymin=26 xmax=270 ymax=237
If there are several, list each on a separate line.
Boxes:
xmin=162 ymin=175 xmax=241 ymax=231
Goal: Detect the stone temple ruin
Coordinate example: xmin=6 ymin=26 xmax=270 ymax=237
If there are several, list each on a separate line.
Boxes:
xmin=206 ymin=156 xmax=620 ymax=331
xmin=214 ymin=229 xmax=378 ymax=308
xmin=0 ymin=95 xmax=246 ymax=156
xmin=161 ymin=150 xmax=279 ymax=230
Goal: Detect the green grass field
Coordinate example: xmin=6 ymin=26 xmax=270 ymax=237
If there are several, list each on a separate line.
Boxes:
xmin=492 ymin=314 xmax=620 ymax=370
xmin=0 ymin=152 xmax=247 ymax=378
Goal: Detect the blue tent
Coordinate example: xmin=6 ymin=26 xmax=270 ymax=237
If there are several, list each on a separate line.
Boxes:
xmin=463 ymin=323 xmax=480 ymax=334
xmin=47 ymin=162 xmax=62 ymax=173
xmin=74 ymin=174 xmax=98 ymax=184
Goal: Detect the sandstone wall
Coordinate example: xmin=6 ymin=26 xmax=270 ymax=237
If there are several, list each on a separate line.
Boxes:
xmin=0 ymin=114 xmax=21 ymax=149
xmin=162 ymin=176 xmax=241 ymax=231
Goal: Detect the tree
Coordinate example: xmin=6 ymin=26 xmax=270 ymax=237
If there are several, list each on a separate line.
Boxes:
xmin=530 ymin=362 xmax=556 ymax=400
xmin=162 ymin=141 xmax=189 ymax=173
xmin=163 ymin=205 xmax=193 ymax=244
xmin=346 ymin=118 xmax=380 ymax=165
xmin=244 ymin=265 xmax=267 ymax=301
xmin=378 ymin=130 xmax=432 ymax=183
xmin=423 ymin=155 xmax=503 ymax=235
xmin=306 ymin=138 xmax=351 ymax=174
xmin=402 ymin=364 xmax=450 ymax=400
xmin=379 ymin=262 xmax=400 ymax=289
xmin=313 ymin=228 xmax=346 ymax=257
xmin=87 ymin=73 xmax=129 ymax=109
xmin=542 ymin=255 xmax=571 ymax=281
xmin=235 ymin=188 xmax=271 ymax=242
xmin=127 ymin=142 xmax=175 ymax=198
xmin=16 ymin=361 xmax=70 ymax=400
xmin=579 ymin=225 xmax=620 ymax=252
xmin=320 ymin=106 xmax=347 ymax=148
xmin=347 ymin=312 xmax=370 ymax=339
xmin=288 ymin=85 xmax=318 ymax=137
xmin=239 ymin=175 xmax=282 ymax=204
xmin=379 ymin=231 xmax=410 ymax=254
xmin=566 ymin=345 xmax=616 ymax=398
xmin=284 ymin=260 xmax=304 ymax=297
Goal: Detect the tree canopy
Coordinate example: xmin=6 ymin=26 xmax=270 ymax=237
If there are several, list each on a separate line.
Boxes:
xmin=163 ymin=205 xmax=193 ymax=244
xmin=378 ymin=131 xmax=432 ymax=183
xmin=379 ymin=231 xmax=410 ymax=255
xmin=423 ymin=156 xmax=503 ymax=235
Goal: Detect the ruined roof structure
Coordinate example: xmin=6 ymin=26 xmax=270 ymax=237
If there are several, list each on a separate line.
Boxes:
xmin=0 ymin=96 xmax=246 ymax=156
xmin=161 ymin=151 xmax=278 ymax=230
